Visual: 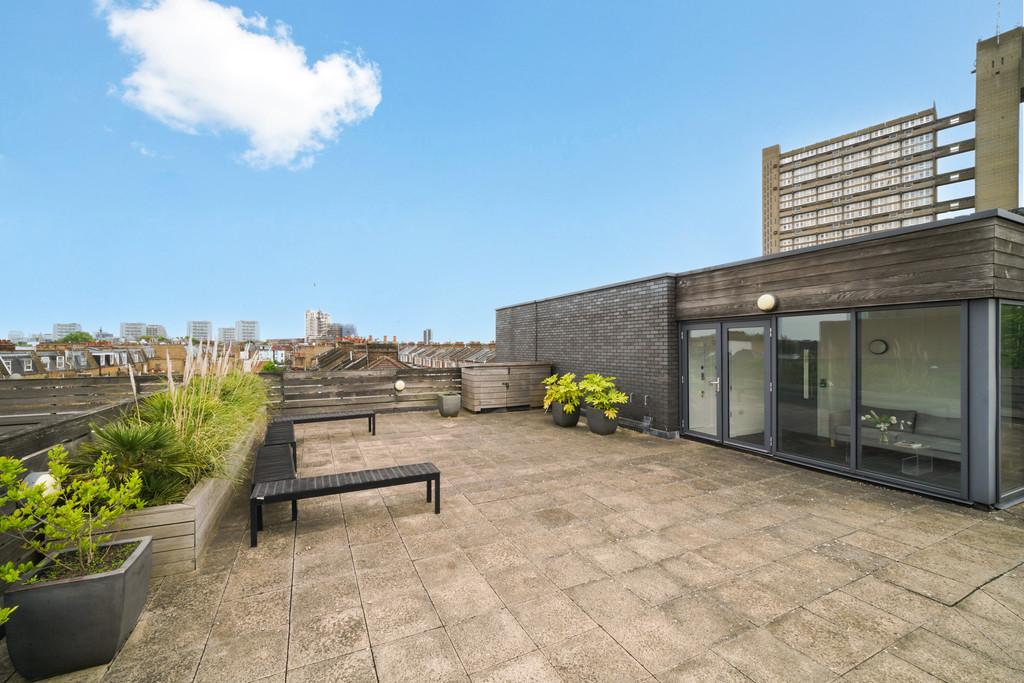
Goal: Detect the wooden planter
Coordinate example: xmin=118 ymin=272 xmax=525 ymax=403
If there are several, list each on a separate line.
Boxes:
xmin=461 ymin=362 xmax=551 ymax=412
xmin=109 ymin=411 xmax=266 ymax=578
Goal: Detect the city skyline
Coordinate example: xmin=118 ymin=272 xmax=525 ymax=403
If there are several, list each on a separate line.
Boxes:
xmin=1 ymin=1 xmax=1020 ymax=340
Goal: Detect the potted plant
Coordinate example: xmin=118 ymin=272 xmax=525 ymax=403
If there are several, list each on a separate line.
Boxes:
xmin=579 ymin=373 xmax=629 ymax=435
xmin=0 ymin=446 xmax=151 ymax=680
xmin=438 ymin=392 xmax=461 ymax=417
xmin=542 ymin=373 xmax=582 ymax=427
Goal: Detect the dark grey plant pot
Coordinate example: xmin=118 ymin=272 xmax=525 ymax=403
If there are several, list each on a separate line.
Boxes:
xmin=585 ymin=408 xmax=618 ymax=435
xmin=438 ymin=393 xmax=461 ymax=417
xmin=4 ymin=536 xmax=153 ymax=680
xmin=551 ymin=402 xmax=580 ymax=428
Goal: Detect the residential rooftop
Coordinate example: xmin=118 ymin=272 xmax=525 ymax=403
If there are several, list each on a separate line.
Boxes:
xmin=26 ymin=410 xmax=1023 ymax=682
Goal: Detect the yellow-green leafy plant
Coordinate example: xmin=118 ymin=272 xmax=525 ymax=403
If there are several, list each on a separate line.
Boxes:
xmin=0 ymin=446 xmax=144 ymax=626
xmin=542 ymin=373 xmax=582 ymax=413
xmin=578 ymin=373 xmax=628 ymax=419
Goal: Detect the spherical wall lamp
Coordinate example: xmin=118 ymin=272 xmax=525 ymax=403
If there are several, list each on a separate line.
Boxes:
xmin=394 ymin=379 xmax=406 ymax=393
xmin=756 ymin=293 xmax=778 ymax=312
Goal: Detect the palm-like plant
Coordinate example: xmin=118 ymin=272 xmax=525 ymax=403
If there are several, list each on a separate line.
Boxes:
xmin=578 ymin=373 xmax=628 ymax=419
xmin=542 ymin=373 xmax=582 ymax=413
xmin=74 ymin=421 xmax=195 ymax=505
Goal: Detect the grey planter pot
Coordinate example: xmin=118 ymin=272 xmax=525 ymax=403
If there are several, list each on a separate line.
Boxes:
xmin=4 ymin=536 xmax=153 ymax=680
xmin=551 ymin=402 xmax=580 ymax=428
xmin=585 ymin=408 xmax=619 ymax=435
xmin=438 ymin=393 xmax=461 ymax=417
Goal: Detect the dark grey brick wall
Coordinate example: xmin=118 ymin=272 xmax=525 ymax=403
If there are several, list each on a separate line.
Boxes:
xmin=495 ymin=275 xmax=679 ymax=435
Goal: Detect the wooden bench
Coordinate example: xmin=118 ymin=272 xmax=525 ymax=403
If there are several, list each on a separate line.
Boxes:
xmin=263 ymin=422 xmax=296 ymax=459
xmin=273 ymin=410 xmax=376 ymax=436
xmin=251 ymin=444 xmax=298 ymax=532
xmin=249 ymin=462 xmax=440 ymax=546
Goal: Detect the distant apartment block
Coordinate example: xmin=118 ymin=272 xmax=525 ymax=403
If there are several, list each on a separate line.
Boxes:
xmin=120 ymin=322 xmax=146 ymax=341
xmin=186 ymin=320 xmax=212 ymax=341
xmin=52 ymin=322 xmax=81 ymax=338
xmin=235 ymin=320 xmax=260 ymax=341
xmin=145 ymin=324 xmax=167 ymax=338
xmin=218 ymin=327 xmax=236 ymax=344
xmin=762 ymin=28 xmax=1023 ymax=254
xmin=7 ymin=331 xmax=24 ymax=342
xmin=423 ymin=329 xmax=433 ymax=344
xmin=305 ymin=309 xmax=331 ymax=341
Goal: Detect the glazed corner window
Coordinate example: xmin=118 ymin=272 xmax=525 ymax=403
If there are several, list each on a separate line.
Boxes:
xmin=857 ymin=305 xmax=962 ymax=492
xmin=1000 ymin=303 xmax=1024 ymax=498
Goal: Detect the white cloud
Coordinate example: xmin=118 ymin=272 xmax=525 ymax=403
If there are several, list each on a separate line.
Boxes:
xmin=102 ymin=0 xmax=381 ymax=169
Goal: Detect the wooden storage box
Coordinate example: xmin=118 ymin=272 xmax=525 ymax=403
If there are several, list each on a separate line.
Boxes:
xmin=461 ymin=362 xmax=551 ymax=412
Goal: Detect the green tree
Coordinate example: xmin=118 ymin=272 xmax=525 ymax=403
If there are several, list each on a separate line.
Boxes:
xmin=58 ymin=331 xmax=93 ymax=343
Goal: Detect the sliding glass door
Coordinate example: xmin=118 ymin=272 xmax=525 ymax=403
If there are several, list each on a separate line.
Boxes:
xmin=776 ymin=313 xmax=852 ymax=467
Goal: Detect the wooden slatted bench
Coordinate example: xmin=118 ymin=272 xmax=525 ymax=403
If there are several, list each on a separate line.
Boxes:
xmin=251 ymin=444 xmax=298 ymax=533
xmin=249 ymin=462 xmax=440 ymax=546
xmin=264 ymin=422 xmax=296 ymax=459
xmin=273 ymin=410 xmax=376 ymax=436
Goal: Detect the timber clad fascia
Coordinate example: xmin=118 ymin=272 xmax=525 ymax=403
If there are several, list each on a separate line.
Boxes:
xmin=676 ymin=215 xmax=1024 ymax=320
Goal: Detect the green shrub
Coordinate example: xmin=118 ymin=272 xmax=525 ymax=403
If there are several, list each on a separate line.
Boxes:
xmin=260 ymin=360 xmax=284 ymax=373
xmin=0 ymin=446 xmax=144 ymax=625
xmin=542 ymin=373 xmax=582 ymax=413
xmin=74 ymin=421 xmax=194 ymax=505
xmin=578 ymin=373 xmax=628 ymax=420
xmin=71 ymin=345 xmax=268 ymax=506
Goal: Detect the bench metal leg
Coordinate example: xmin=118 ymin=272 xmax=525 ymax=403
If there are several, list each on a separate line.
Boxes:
xmin=291 ymin=498 xmax=298 ymax=521
xmin=370 ymin=415 xmax=376 ymax=436
xmin=426 ymin=479 xmax=432 ymax=503
xmin=257 ymin=503 xmax=264 ymax=531
xmin=434 ymin=475 xmax=440 ymax=514
xmin=250 ymin=499 xmax=259 ymax=547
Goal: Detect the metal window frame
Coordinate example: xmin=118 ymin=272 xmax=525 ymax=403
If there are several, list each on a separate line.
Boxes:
xmin=997 ymin=300 xmax=1024 ymax=505
xmin=678 ymin=300 xmax=972 ymax=503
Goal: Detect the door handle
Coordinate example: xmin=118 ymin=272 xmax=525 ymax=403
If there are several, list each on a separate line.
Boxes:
xmin=707 ymin=378 xmax=721 ymax=393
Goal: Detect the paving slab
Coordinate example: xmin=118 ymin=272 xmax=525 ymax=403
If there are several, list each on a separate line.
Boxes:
xmin=15 ymin=410 xmax=1018 ymax=683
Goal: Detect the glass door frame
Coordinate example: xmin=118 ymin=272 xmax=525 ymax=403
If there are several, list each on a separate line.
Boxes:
xmin=679 ymin=303 xmax=971 ymax=502
xmin=722 ymin=320 xmax=772 ymax=452
xmin=679 ymin=319 xmax=773 ymax=453
xmin=680 ymin=323 xmax=722 ymax=441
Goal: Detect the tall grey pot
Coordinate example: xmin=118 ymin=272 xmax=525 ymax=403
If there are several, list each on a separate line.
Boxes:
xmin=551 ymin=402 xmax=580 ymax=428
xmin=4 ymin=536 xmax=153 ymax=680
xmin=585 ymin=408 xmax=619 ymax=435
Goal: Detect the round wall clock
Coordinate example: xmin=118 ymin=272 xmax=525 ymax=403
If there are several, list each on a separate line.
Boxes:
xmin=868 ymin=339 xmax=888 ymax=355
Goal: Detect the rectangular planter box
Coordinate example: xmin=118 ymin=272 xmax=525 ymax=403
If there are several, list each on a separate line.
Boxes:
xmin=462 ymin=362 xmax=551 ymax=412
xmin=109 ymin=411 xmax=266 ymax=578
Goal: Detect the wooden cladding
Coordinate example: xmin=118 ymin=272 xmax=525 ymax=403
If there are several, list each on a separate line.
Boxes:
xmin=677 ymin=214 xmax=1024 ymax=321
xmin=270 ymin=368 xmax=462 ymax=417
xmin=462 ymin=362 xmax=551 ymax=412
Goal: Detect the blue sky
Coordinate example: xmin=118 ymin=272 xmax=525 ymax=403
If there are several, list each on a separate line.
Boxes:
xmin=0 ymin=1 xmax=1019 ymax=342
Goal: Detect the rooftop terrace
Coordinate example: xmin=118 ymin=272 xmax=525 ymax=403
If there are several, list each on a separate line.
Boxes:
xmin=13 ymin=410 xmax=1023 ymax=682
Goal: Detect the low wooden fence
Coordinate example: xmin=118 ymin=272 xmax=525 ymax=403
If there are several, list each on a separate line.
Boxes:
xmin=0 ymin=376 xmax=164 ymax=437
xmin=265 ymin=368 xmax=461 ymax=417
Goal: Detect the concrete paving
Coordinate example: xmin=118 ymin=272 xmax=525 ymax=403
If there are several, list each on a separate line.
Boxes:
xmin=8 ymin=410 xmax=1024 ymax=682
